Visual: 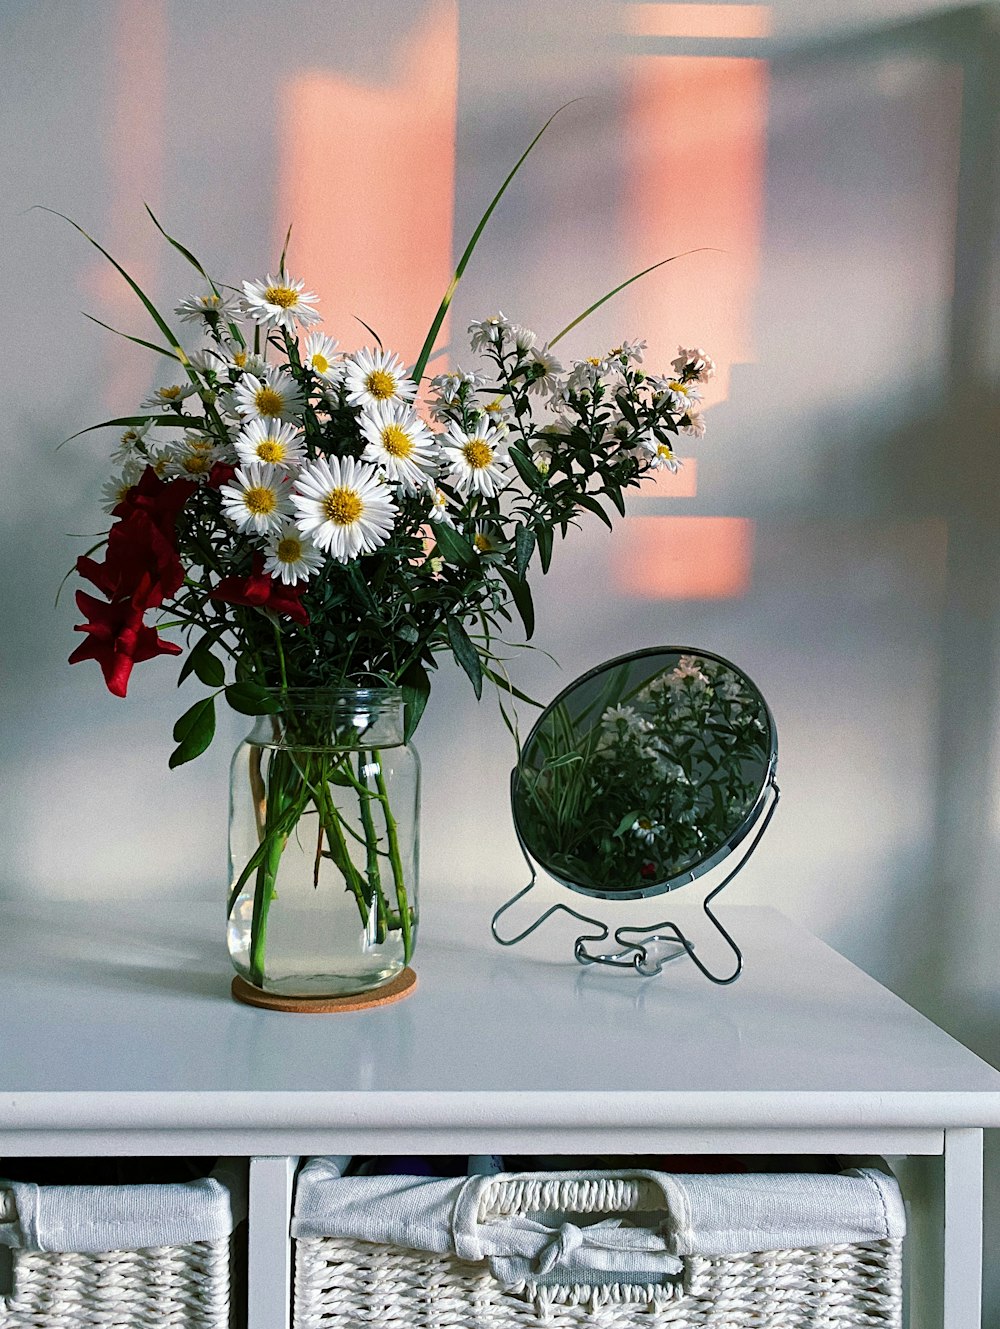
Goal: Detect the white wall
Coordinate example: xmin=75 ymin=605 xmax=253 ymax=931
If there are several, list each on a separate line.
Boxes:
xmin=2 ymin=0 xmax=998 ymax=1312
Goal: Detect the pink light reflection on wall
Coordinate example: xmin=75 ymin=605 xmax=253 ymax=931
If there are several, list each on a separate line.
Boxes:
xmin=276 ymin=1 xmax=458 ymax=367
xmin=614 ymin=516 xmax=754 ymax=599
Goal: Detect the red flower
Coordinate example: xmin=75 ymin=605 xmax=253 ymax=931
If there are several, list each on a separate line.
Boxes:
xmin=640 ymin=861 xmax=657 ymax=880
xmin=113 ymin=466 xmax=197 ymax=534
xmin=77 ymin=510 xmax=184 ymax=607
xmin=211 ymin=554 xmax=310 ymax=626
xmin=69 ymin=590 xmax=182 ymax=697
xmin=208 ymin=461 xmax=237 ymax=489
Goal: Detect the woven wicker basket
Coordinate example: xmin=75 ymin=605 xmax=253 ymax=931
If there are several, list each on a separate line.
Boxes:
xmin=293 ymin=1172 xmax=903 ymax=1328
xmin=0 ymin=1181 xmax=234 ymax=1329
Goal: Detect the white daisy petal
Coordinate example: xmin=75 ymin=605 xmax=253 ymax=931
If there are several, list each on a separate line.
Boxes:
xmin=302 ymin=331 xmax=342 ymax=382
xmin=359 ymin=402 xmax=439 ymax=494
xmin=242 ymin=273 xmax=321 ymax=333
xmin=220 ymin=462 xmax=293 ymax=536
xmin=235 ymin=418 xmax=305 ymax=471
xmin=343 ymin=348 xmax=417 ymax=411
xmin=291 ymin=455 xmax=397 ymax=563
xmin=439 ymin=418 xmax=509 ymax=498
xmin=263 ymin=521 xmax=325 ymax=586
xmin=233 ymin=365 xmax=306 ymax=422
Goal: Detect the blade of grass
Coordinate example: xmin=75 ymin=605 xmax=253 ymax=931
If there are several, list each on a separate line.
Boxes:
xmin=82 ymin=312 xmax=180 ymax=361
xmin=411 ymin=99 xmax=582 ymax=384
xmin=144 ymin=204 xmax=217 ymax=291
xmin=548 ymin=248 xmax=722 ymax=348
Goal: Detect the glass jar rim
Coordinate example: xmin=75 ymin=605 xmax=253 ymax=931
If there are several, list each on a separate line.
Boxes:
xmin=276 ymin=685 xmax=403 ymax=706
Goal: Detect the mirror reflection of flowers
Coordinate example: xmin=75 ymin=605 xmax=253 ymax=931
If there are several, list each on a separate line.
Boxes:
xmin=517 ymin=656 xmax=768 ymax=894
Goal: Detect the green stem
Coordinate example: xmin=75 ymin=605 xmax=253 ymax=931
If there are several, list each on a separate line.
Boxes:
xmin=375 ymin=755 xmax=413 ymax=963
xmin=357 ymin=752 xmax=389 ymax=943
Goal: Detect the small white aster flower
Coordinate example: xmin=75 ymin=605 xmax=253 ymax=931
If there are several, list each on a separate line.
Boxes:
xmin=242 ymin=272 xmax=321 ymax=332
xmin=175 ymin=289 xmax=242 ymax=324
xmin=220 ymin=462 xmax=293 ymax=536
xmin=468 ymin=312 xmax=510 ymax=353
xmin=216 ymin=344 xmax=268 ymax=378
xmin=292 ymin=455 xmax=397 ymax=563
xmin=526 ymin=344 xmax=563 ymax=396
xmin=639 ymin=435 xmax=683 ymax=473
xmin=510 ymin=324 xmax=537 ymax=354
xmin=609 ymin=339 xmax=647 ymax=365
xmin=263 ymin=521 xmax=324 ymax=586
xmin=632 ymin=815 xmax=663 ymax=845
xmin=233 ymin=366 xmax=306 ymax=422
xmin=165 ymin=433 xmax=223 ymax=481
xmin=440 ymin=417 xmax=509 ymax=498
xmin=679 ymin=410 xmax=706 ymax=439
xmin=427 ymin=485 xmax=454 ymax=527
xmin=186 ymin=346 xmax=226 ymax=375
xmin=359 ymin=402 xmax=439 ymax=494
xmin=235 ymin=418 xmax=305 ymax=471
xmin=479 ymin=395 xmax=513 ymax=428
xmin=671 ymin=346 xmax=716 ymax=382
xmin=343 ymin=348 xmax=418 ymax=411
xmin=429 ymin=368 xmax=484 ymax=405
xmin=141 ymin=382 xmax=196 ymax=411
xmin=110 ymin=420 xmax=152 ymax=464
xmin=101 ymin=460 xmax=144 ymax=513
xmin=302 ymin=331 xmax=341 ymax=382
xmin=567 ymin=360 xmax=602 ymax=395
xmin=651 ymin=377 xmax=702 ymax=413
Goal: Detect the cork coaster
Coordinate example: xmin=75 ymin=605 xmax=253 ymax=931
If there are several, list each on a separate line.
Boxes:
xmin=231 ymin=967 xmax=417 ymax=1013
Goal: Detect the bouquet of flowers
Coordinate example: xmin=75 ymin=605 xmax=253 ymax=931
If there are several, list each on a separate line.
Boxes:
xmin=60 ymin=123 xmax=714 ymax=993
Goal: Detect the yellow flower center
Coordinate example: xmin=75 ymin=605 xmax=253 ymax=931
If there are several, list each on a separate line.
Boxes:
xmin=244 ymin=485 xmax=277 ymax=516
xmin=667 ymin=380 xmax=690 ymax=396
xmin=153 ymin=457 xmax=169 ymax=477
xmin=381 ymin=424 xmax=413 ymax=459
xmin=473 ymin=533 xmax=492 ymax=552
xmin=484 ymin=397 xmax=504 ymax=415
xmin=183 ymin=455 xmax=212 ymax=474
xmin=263 ymin=283 xmax=299 ymax=309
xmin=115 ymin=482 xmax=131 ymax=501
xmin=609 ymin=345 xmax=623 ymax=356
xmin=310 ymin=353 xmax=330 ymax=375
xmin=276 ymin=536 xmax=302 ymax=563
xmin=233 ymin=349 xmax=248 ymax=368
xmin=254 ymin=386 xmax=285 ymax=417
xmin=256 ymin=439 xmax=286 ymax=464
xmin=462 ymin=440 xmax=492 ymax=470
xmin=187 ymin=437 xmax=214 ymax=453
xmin=365 ymin=369 xmax=396 ymax=400
xmin=657 ymin=444 xmax=674 ymax=460
xmin=202 ymin=294 xmax=221 ymax=309
xmin=322 ymin=487 xmax=363 ymax=525
xmin=158 ymin=385 xmax=183 ymax=400
xmin=121 ymin=428 xmax=140 ymax=444
xmin=587 ymin=356 xmax=602 ymax=366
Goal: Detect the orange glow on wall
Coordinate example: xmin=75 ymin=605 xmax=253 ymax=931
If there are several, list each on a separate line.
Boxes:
xmin=613 ymin=517 xmax=754 ymax=599
xmin=628 ymin=4 xmax=771 ymax=39
xmin=277 ymin=1 xmax=458 ymax=367
xmin=624 ymin=55 xmax=769 ymax=404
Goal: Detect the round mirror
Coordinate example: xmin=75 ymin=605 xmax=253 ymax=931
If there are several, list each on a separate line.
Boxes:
xmin=511 ymin=647 xmax=777 ymax=901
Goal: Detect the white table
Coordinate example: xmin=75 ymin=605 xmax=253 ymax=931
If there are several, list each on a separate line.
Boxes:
xmin=1 ymin=898 xmax=998 ymax=1328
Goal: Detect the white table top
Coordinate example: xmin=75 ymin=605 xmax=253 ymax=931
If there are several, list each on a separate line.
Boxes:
xmin=2 ymin=899 xmax=1000 ymax=1148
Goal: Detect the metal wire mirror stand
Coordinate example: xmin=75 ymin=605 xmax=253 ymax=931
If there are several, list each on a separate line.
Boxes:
xmin=492 ymin=779 xmax=780 ymax=985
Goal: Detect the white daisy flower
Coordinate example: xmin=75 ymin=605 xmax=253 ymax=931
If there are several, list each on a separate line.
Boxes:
xmin=440 ymin=418 xmax=509 ymax=498
xmin=650 ymin=377 xmax=702 ymax=414
xmin=359 ymin=402 xmax=439 ymax=494
xmin=679 ymin=410 xmax=706 ymax=439
xmin=165 ymin=432 xmax=223 ymax=481
xmin=468 ymin=312 xmax=510 ymax=353
xmin=671 ymin=346 xmax=716 ymax=382
xmin=343 ymin=348 xmax=417 ymax=411
xmin=263 ymin=521 xmax=325 ymax=586
xmin=291 ymin=455 xmax=397 ymax=563
xmin=302 ymin=331 xmax=342 ymax=382
xmin=567 ymin=360 xmax=602 ymax=395
xmin=235 ymin=418 xmax=305 ymax=471
xmin=110 ymin=420 xmax=152 ymax=464
xmin=242 ymin=273 xmax=321 ymax=332
xmin=427 ymin=485 xmax=454 ymax=527
xmin=429 ymin=368 xmax=484 ymax=406
xmin=526 ymin=344 xmax=563 ymax=396
xmin=511 ymin=324 xmax=537 ymax=354
xmin=101 ymin=461 xmax=144 ymax=513
xmin=639 ymin=435 xmax=683 ymax=473
xmin=233 ymin=366 xmax=305 ymax=422
xmin=479 ymin=395 xmax=514 ymax=428
xmin=632 ymin=815 xmax=663 ymax=845
xmin=141 ymin=382 xmax=197 ymax=411
xmin=607 ymin=339 xmax=646 ymax=366
xmin=220 ymin=462 xmax=293 ymax=536
xmin=216 ymin=344 xmax=268 ymax=378
xmin=186 ymin=346 xmax=227 ymax=375
xmin=175 ymin=289 xmax=242 ymax=324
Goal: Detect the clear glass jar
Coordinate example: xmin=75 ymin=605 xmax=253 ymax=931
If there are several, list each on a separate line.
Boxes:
xmin=227 ymin=688 xmax=419 ymax=997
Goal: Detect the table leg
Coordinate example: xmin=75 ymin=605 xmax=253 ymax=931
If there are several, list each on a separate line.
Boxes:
xmin=944 ymin=1128 xmax=983 ymax=1329
xmin=248 ymin=1155 xmax=296 ymax=1329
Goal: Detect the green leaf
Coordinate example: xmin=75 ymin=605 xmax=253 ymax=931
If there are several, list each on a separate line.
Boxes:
xmin=573 ymin=490 xmax=614 ymax=530
xmin=497 ymin=566 xmax=535 ymax=639
xmin=225 ymin=680 xmax=281 ymax=715
xmin=57 ymin=414 xmax=190 ymax=450
xmin=548 ymin=247 xmax=719 ymax=348
xmin=604 ymin=485 xmax=627 ymax=518
xmin=36 ymin=208 xmax=191 ymax=366
xmin=169 ymin=696 xmax=216 ymax=768
xmin=178 ymin=636 xmax=226 ymax=689
xmin=614 ymin=810 xmax=641 ymax=837
xmin=508 ymin=445 xmax=543 ymax=491
xmin=400 ymin=659 xmax=431 ymax=742
xmin=537 ymin=523 xmax=554 ymax=574
xmin=411 ymin=99 xmax=581 ymax=384
xmin=82 ymin=313 xmax=180 ymax=361
xmin=447 ymin=618 xmax=483 ymax=699
xmin=433 ymin=521 xmax=477 ymax=567
xmin=514 ymin=524 xmax=535 ymax=578
xmin=278 ymin=222 xmax=293 ymax=273
xmin=144 ymin=204 xmax=215 ymax=287
xmin=482 ymin=666 xmax=543 ymax=708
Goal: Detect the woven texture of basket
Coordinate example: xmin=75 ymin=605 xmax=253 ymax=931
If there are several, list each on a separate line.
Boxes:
xmin=293 ymin=1174 xmax=903 ymax=1329
xmin=0 ymin=1190 xmax=233 ymax=1329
